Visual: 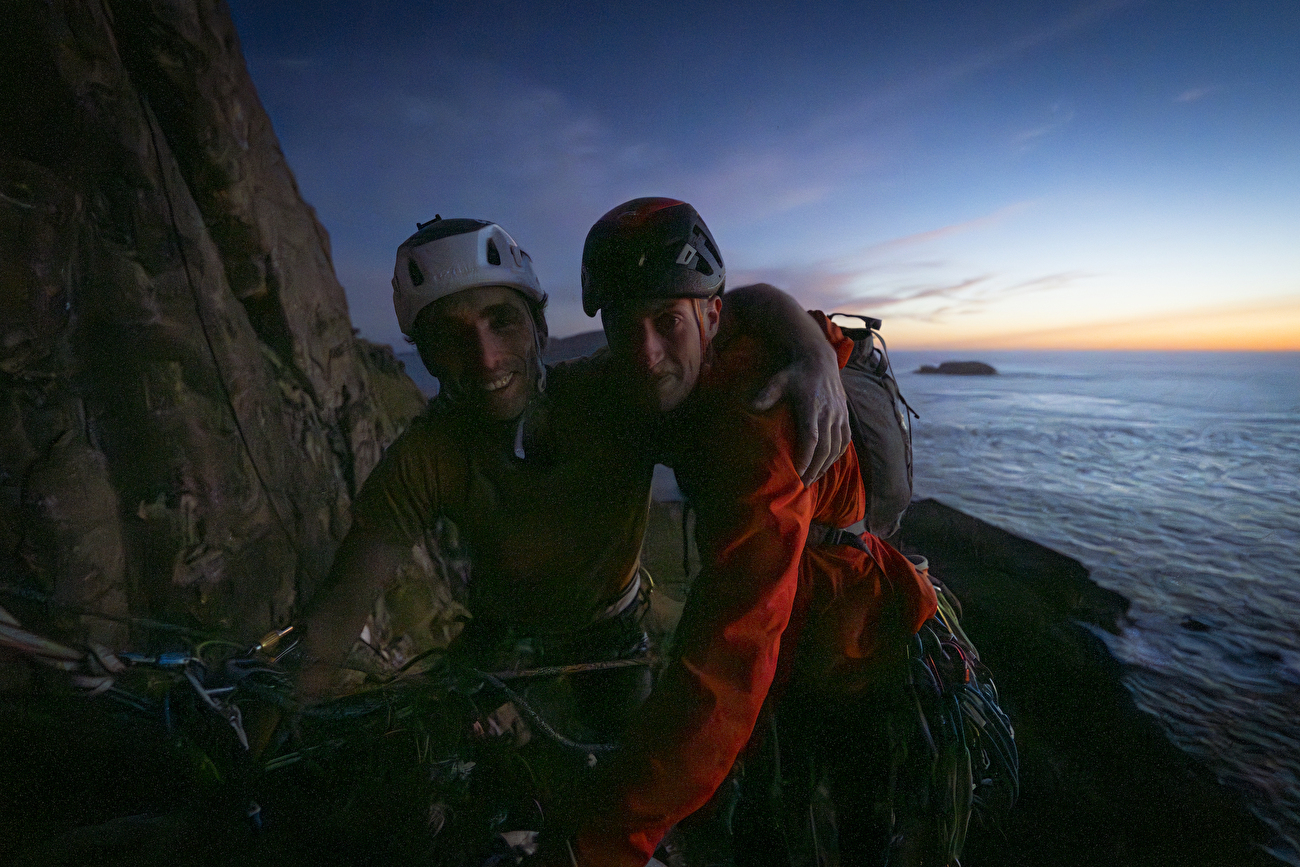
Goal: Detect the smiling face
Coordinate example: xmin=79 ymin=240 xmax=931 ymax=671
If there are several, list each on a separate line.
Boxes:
xmin=412 ymin=285 xmax=542 ymax=421
xmin=601 ymin=295 xmax=721 ymax=413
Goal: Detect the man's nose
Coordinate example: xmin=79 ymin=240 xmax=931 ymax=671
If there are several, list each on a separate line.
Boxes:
xmin=474 ymin=324 xmax=508 ymax=373
xmin=634 ymin=319 xmax=665 ymax=371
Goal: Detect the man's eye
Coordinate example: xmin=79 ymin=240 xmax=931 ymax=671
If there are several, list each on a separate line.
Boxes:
xmin=490 ymin=310 xmax=523 ymax=330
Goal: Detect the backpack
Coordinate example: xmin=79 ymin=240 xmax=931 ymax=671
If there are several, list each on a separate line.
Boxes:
xmin=829 ymin=313 xmax=915 ymax=540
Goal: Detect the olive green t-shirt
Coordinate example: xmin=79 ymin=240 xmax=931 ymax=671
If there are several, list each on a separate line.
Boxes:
xmin=349 ymin=353 xmax=656 ymax=636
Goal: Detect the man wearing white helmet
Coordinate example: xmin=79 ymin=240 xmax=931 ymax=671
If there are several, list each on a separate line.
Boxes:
xmin=392 ymin=217 xmax=550 ymax=423
xmin=300 ymin=218 xmax=646 ymax=714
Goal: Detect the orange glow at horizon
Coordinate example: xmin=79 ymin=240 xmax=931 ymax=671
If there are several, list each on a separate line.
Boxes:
xmin=888 ymin=295 xmax=1300 ymax=352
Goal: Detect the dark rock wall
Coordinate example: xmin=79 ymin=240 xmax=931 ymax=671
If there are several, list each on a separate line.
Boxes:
xmin=0 ymin=0 xmax=425 ymax=652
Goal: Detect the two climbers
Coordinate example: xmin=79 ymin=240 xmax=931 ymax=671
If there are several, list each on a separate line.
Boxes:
xmin=297 ymin=199 xmax=1004 ymax=866
xmin=294 ymin=213 xmax=845 ymax=738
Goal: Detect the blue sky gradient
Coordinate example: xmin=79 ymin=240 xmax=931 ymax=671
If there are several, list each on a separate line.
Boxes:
xmin=228 ymin=0 xmax=1300 ymax=349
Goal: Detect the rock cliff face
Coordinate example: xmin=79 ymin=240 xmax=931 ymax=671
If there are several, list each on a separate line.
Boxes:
xmin=0 ymin=0 xmax=425 ymax=657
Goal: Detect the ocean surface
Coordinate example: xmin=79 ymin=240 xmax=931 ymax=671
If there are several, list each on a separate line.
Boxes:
xmin=888 ymin=350 xmax=1300 ymax=864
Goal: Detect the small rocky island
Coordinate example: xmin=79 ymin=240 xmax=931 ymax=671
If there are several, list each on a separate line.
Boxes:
xmin=917 ymin=360 xmax=998 ymax=375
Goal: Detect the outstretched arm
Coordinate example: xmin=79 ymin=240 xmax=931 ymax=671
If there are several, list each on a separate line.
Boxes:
xmin=294 ymin=418 xmax=451 ymax=702
xmin=296 ymin=533 xmax=410 ymax=701
xmin=719 ymin=283 xmax=850 ymax=485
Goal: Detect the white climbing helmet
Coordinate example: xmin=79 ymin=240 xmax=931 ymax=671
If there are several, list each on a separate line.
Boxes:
xmin=392 ymin=217 xmax=544 ymax=335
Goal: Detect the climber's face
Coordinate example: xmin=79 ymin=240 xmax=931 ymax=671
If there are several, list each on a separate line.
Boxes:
xmin=601 ymin=295 xmax=720 ymax=413
xmin=412 ymin=286 xmax=542 ymax=421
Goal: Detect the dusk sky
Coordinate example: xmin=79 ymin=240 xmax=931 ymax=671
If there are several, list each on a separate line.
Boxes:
xmin=227 ymin=1 xmax=1300 ymax=351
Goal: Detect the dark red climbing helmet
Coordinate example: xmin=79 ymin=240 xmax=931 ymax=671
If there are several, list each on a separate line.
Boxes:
xmin=581 ymin=197 xmax=726 ymax=317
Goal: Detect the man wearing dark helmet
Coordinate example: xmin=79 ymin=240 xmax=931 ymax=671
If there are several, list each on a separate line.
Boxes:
xmin=563 ymin=198 xmax=940 ymax=866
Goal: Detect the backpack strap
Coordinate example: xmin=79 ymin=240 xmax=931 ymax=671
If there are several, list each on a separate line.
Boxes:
xmin=806 ymin=519 xmax=869 ymax=550
xmin=839 ymin=518 xmax=867 ymax=537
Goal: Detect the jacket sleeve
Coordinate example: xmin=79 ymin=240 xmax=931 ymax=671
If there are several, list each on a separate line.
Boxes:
xmin=571 ymin=377 xmax=812 ymax=865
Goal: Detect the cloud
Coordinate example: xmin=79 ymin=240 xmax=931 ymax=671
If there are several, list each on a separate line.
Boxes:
xmin=671 ymin=3 xmax=1122 ymax=226
xmin=276 ymin=57 xmax=664 ymax=262
xmin=728 ymin=265 xmax=884 ymax=308
xmin=1013 ymin=104 xmax=1076 ymax=148
xmin=673 ymin=143 xmax=869 ymax=230
xmin=852 ymin=271 xmax=1086 ymax=320
xmin=658 ymin=2 xmax=1122 ymax=231
xmin=843 ymin=275 xmax=995 ymax=316
xmin=805 ymin=0 xmax=1129 ymax=142
xmin=241 ymin=1 xmax=1128 ymax=347
xmin=861 ymin=202 xmax=1037 ymax=256
xmin=732 ymin=257 xmax=1088 ymax=323
xmin=1175 ymin=85 xmax=1225 ymax=103
xmin=727 ymin=201 xmax=1077 ymax=323
xmin=256 ymin=43 xmax=650 ymax=221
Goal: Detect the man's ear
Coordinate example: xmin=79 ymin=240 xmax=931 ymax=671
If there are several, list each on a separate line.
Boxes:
xmin=700 ymin=295 xmax=723 ymax=340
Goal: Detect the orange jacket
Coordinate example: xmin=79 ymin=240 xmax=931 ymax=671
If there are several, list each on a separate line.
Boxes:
xmin=572 ymin=315 xmax=938 ymax=865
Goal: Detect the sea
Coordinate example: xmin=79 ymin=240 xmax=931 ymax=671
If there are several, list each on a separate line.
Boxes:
xmin=888 ymin=349 xmax=1300 ymax=864
xmin=396 ymin=347 xmax=1300 ymax=861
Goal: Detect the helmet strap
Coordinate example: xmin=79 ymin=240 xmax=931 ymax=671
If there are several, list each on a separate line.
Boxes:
xmin=527 ymin=306 xmax=547 ymax=395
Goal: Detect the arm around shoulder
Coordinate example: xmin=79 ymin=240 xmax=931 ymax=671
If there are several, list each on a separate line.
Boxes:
xmin=719 ymin=283 xmax=850 ymax=484
xmin=719 ymin=282 xmax=827 ymax=367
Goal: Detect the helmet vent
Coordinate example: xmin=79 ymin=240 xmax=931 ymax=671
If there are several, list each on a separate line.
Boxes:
xmin=407 ymin=258 xmax=424 ymax=287
xmin=696 ymin=229 xmax=722 ymax=271
xmin=486 ymin=237 xmax=501 ymax=266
